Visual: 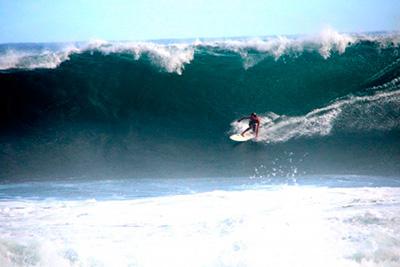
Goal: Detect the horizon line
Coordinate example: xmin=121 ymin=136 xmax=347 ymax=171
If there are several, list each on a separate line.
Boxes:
xmin=0 ymin=30 xmax=398 ymax=46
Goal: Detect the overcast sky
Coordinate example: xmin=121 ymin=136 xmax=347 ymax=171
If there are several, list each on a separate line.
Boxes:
xmin=0 ymin=0 xmax=399 ymax=43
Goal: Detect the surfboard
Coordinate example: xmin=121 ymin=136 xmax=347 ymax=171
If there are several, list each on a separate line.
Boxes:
xmin=229 ymin=132 xmax=255 ymax=142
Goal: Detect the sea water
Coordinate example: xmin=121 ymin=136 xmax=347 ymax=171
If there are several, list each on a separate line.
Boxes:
xmin=1 ymin=30 xmax=400 ymax=179
xmin=0 ymin=176 xmax=399 ymax=267
xmin=1 ymin=30 xmax=400 ymax=266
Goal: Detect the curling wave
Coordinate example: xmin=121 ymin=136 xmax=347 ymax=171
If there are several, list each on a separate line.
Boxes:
xmin=1 ymin=29 xmax=399 ymax=73
xmin=1 ymin=30 xmax=400 ymax=179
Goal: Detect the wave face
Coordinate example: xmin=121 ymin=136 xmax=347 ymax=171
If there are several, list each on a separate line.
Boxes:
xmin=1 ymin=30 xmax=400 ymax=179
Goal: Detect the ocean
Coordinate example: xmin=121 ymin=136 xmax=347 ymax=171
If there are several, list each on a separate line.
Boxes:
xmin=0 ymin=30 xmax=400 ymax=266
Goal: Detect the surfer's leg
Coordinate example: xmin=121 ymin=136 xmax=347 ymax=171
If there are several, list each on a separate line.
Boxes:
xmin=241 ymin=127 xmax=251 ymax=136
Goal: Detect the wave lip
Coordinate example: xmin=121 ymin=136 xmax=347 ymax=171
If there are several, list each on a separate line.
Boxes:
xmin=94 ymin=41 xmax=195 ymax=74
xmin=0 ymin=45 xmax=79 ymax=70
xmin=1 ymin=29 xmax=399 ymax=73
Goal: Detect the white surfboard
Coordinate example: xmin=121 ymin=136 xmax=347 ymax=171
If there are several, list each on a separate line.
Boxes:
xmin=229 ymin=132 xmax=255 ymax=142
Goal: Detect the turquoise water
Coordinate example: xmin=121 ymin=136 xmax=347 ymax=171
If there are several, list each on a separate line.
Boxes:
xmin=1 ymin=32 xmax=400 ymax=266
xmin=1 ymin=32 xmax=400 ymax=179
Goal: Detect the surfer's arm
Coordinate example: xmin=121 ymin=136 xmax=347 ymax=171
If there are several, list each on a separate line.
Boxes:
xmin=237 ymin=116 xmax=249 ymax=122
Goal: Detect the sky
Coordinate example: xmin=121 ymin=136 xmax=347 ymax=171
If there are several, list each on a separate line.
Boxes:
xmin=0 ymin=0 xmax=399 ymax=43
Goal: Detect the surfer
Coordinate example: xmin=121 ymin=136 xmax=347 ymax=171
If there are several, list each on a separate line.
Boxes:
xmin=237 ymin=113 xmax=260 ymax=138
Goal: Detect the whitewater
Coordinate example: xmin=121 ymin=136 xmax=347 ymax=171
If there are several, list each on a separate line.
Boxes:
xmin=1 ymin=29 xmax=400 ymax=266
xmin=0 ymin=29 xmax=398 ymax=73
xmin=0 ymin=177 xmax=400 ymax=267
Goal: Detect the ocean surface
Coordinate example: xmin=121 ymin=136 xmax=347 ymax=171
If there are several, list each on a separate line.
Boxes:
xmin=1 ymin=176 xmax=400 ymax=266
xmin=0 ymin=30 xmax=400 ymax=266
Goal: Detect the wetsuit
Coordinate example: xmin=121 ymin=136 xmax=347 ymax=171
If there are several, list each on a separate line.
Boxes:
xmin=249 ymin=115 xmax=260 ymax=132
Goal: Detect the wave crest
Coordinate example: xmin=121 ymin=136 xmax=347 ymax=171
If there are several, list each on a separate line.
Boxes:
xmin=92 ymin=41 xmax=195 ymax=75
xmin=0 ymin=30 xmax=398 ymax=73
xmin=0 ymin=46 xmax=78 ymax=70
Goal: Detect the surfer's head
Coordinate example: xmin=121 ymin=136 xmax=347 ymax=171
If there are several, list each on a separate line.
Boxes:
xmin=251 ymin=112 xmax=257 ymax=116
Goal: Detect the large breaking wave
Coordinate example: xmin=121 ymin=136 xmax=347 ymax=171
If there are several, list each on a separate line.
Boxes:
xmin=1 ymin=29 xmax=400 ymax=179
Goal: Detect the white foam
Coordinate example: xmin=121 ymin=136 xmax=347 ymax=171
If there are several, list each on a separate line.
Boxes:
xmin=196 ymin=28 xmax=357 ymax=68
xmin=83 ymin=41 xmax=195 ymax=75
xmin=0 ymin=41 xmax=195 ymax=75
xmin=0 ymin=46 xmax=79 ymax=70
xmin=215 ymin=36 xmax=298 ymax=69
xmin=0 ymin=185 xmax=399 ymax=266
xmin=230 ymin=78 xmax=400 ymax=143
xmin=0 ymin=30 xmax=398 ymax=73
xmin=0 ymin=42 xmax=84 ymax=71
xmin=315 ymin=27 xmax=355 ymax=59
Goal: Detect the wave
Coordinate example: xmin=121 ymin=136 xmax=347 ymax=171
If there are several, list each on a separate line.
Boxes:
xmin=231 ymin=77 xmax=400 ymax=143
xmin=0 ymin=47 xmax=74 ymax=70
xmin=1 ymin=29 xmax=399 ymax=73
xmin=1 ymin=29 xmax=400 ymax=179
